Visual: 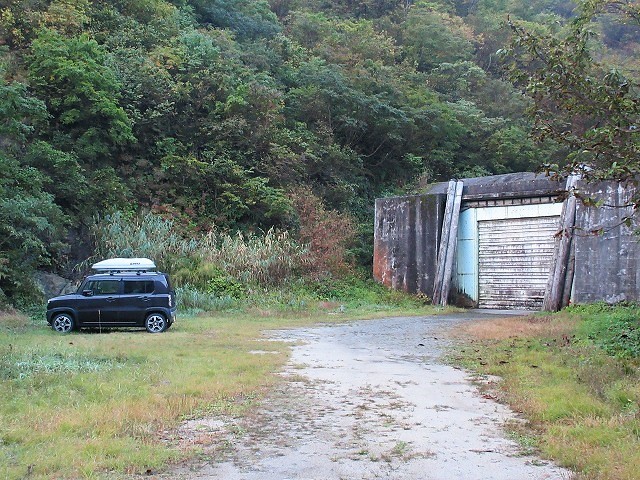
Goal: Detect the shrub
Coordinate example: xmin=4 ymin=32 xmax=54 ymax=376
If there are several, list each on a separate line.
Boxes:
xmin=175 ymin=285 xmax=238 ymax=313
xmin=196 ymin=228 xmax=308 ymax=285
xmin=307 ymin=274 xmax=424 ymax=308
xmin=289 ymin=187 xmax=355 ymax=278
xmin=88 ymin=210 xmax=197 ymax=273
xmin=173 ymin=263 xmax=246 ymax=298
xmin=574 ymin=304 xmax=640 ymax=358
xmin=89 ymin=211 xmax=308 ymax=289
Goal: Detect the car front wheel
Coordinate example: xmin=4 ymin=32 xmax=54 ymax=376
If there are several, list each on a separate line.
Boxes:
xmin=52 ymin=313 xmax=75 ymax=333
xmin=145 ymin=313 xmax=167 ymax=333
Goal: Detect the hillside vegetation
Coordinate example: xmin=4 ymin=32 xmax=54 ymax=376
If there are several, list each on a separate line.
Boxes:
xmin=1 ymin=0 xmax=638 ymax=305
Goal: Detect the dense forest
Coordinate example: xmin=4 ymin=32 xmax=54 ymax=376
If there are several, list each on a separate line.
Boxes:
xmin=1 ymin=0 xmax=638 ymax=305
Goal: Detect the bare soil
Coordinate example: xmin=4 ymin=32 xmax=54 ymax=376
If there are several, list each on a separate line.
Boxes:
xmin=157 ymin=311 xmax=573 ymax=480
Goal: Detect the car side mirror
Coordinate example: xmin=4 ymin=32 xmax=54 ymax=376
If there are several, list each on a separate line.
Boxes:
xmin=82 ymin=290 xmax=93 ymax=297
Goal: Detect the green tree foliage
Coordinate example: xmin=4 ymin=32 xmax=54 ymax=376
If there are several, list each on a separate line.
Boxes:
xmin=0 ymin=80 xmax=67 ymax=303
xmin=0 ymin=155 xmax=67 ymax=302
xmin=1 ymin=0 xmax=634 ymax=305
xmin=401 ymin=4 xmax=476 ymax=72
xmin=502 ymin=0 xmax=640 ymax=202
xmin=187 ymin=0 xmax=281 ymax=38
xmin=28 ymin=29 xmax=134 ymax=163
xmin=0 ymin=79 xmax=46 ymax=146
xmin=22 ymin=141 xmax=88 ymax=214
xmin=301 ymin=0 xmax=407 ymax=19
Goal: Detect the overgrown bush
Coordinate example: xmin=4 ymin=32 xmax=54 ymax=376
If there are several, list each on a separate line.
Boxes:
xmin=289 ymin=187 xmax=355 ymax=278
xmin=173 ymin=264 xmax=246 ymax=298
xmin=196 ymin=228 xmax=309 ymax=285
xmin=306 ymin=274 xmax=426 ymax=308
xmin=570 ymin=303 xmax=640 ymax=358
xmin=87 ymin=210 xmax=428 ymax=314
xmin=90 ymin=211 xmax=309 ymax=295
xmin=175 ymin=285 xmax=238 ymax=313
xmin=88 ymin=211 xmax=197 ymax=273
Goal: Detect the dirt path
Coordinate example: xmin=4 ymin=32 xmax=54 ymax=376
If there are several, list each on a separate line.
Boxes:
xmin=165 ymin=312 xmax=572 ymax=480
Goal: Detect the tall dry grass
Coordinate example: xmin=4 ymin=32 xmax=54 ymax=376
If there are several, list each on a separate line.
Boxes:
xmin=88 ymin=210 xmax=198 ymax=273
xmin=196 ymin=228 xmax=308 ymax=285
xmin=88 ymin=211 xmax=309 ymax=288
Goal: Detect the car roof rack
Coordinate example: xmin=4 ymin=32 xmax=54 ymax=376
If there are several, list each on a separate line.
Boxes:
xmin=91 ymin=258 xmax=157 ymax=274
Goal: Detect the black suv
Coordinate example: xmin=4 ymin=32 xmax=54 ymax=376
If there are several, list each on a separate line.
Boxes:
xmin=46 ymin=272 xmax=176 ymax=333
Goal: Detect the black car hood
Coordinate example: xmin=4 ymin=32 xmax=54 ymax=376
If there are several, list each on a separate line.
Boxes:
xmin=48 ymin=293 xmax=80 ymax=302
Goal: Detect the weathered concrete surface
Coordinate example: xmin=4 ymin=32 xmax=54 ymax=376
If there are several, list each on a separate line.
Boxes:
xmin=374 ymin=194 xmax=445 ymax=297
xmin=376 ymin=173 xmax=640 ymax=307
xmin=573 ymin=181 xmax=640 ymax=304
xmin=424 ymin=172 xmax=565 ymax=200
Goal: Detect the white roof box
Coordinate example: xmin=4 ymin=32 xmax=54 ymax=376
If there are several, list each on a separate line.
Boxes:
xmin=92 ymin=258 xmax=156 ymax=272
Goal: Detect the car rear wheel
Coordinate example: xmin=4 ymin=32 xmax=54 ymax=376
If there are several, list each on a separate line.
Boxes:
xmin=145 ymin=313 xmax=167 ymax=333
xmin=52 ymin=313 xmax=75 ymax=333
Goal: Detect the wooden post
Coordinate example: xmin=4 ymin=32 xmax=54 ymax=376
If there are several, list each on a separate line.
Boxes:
xmin=561 ymin=241 xmax=576 ymax=308
xmin=542 ymin=175 xmax=579 ymax=311
xmin=433 ymin=180 xmax=463 ymax=306
xmin=439 ymin=181 xmax=463 ymax=306
xmin=433 ymin=181 xmax=456 ymax=305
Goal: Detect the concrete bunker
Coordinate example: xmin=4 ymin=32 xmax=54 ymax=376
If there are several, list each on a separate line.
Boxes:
xmin=374 ymin=172 xmax=640 ymax=311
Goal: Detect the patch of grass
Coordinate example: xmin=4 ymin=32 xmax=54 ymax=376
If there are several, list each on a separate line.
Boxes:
xmin=0 ymin=310 xmax=30 ymax=332
xmin=175 ymin=285 xmax=239 ymax=313
xmin=0 ymin=299 xmax=440 ymax=479
xmin=174 ymin=275 xmax=432 ymax=316
xmin=391 ymin=440 xmax=410 ymax=457
xmin=450 ymin=308 xmax=640 ymax=480
xmin=0 ymin=349 xmax=123 ymax=380
xmin=306 ymin=275 xmax=429 ymax=310
xmin=572 ymin=303 xmax=640 ymax=358
xmin=506 ymin=420 xmax=539 ymax=456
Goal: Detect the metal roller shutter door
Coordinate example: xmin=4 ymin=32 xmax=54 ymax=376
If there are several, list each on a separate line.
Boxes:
xmin=478 ymin=216 xmax=559 ymax=309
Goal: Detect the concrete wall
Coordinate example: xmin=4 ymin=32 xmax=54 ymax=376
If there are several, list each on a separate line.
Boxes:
xmin=373 ymin=194 xmax=445 ymax=298
xmin=573 ymin=181 xmax=640 ymax=304
xmin=425 ymin=172 xmax=564 ymax=199
xmin=374 ymin=173 xmax=640 ymax=308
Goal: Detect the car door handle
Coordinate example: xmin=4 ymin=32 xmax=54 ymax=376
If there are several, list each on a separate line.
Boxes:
xmin=137 ymin=296 xmax=150 ymax=302
xmin=105 ymin=297 xmax=116 ymax=302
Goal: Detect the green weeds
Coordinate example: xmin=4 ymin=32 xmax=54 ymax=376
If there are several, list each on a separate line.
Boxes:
xmin=0 ymin=349 xmax=123 ymax=380
xmin=570 ymin=303 xmax=640 ymax=358
xmin=1 ymin=296 xmax=437 ymax=479
xmin=452 ymin=306 xmax=640 ymax=480
xmin=175 ymin=275 xmax=428 ymax=315
xmin=175 ymin=285 xmax=239 ymax=313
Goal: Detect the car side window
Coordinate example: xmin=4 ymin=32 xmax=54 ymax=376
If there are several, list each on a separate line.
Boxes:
xmin=123 ymin=280 xmax=155 ymax=294
xmin=86 ymin=280 xmax=120 ymax=295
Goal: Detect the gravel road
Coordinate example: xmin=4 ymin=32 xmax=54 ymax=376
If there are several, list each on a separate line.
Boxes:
xmin=167 ymin=311 xmax=573 ymax=480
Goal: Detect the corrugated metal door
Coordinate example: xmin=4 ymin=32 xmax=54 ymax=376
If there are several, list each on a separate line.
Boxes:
xmin=478 ymin=216 xmax=559 ymax=309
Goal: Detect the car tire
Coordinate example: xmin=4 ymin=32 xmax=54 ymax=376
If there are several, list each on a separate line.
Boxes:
xmin=52 ymin=313 xmax=75 ymax=333
xmin=145 ymin=313 xmax=167 ymax=333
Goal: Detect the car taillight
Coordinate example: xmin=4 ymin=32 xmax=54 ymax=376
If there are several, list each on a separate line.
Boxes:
xmin=168 ymin=296 xmax=172 ymax=307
